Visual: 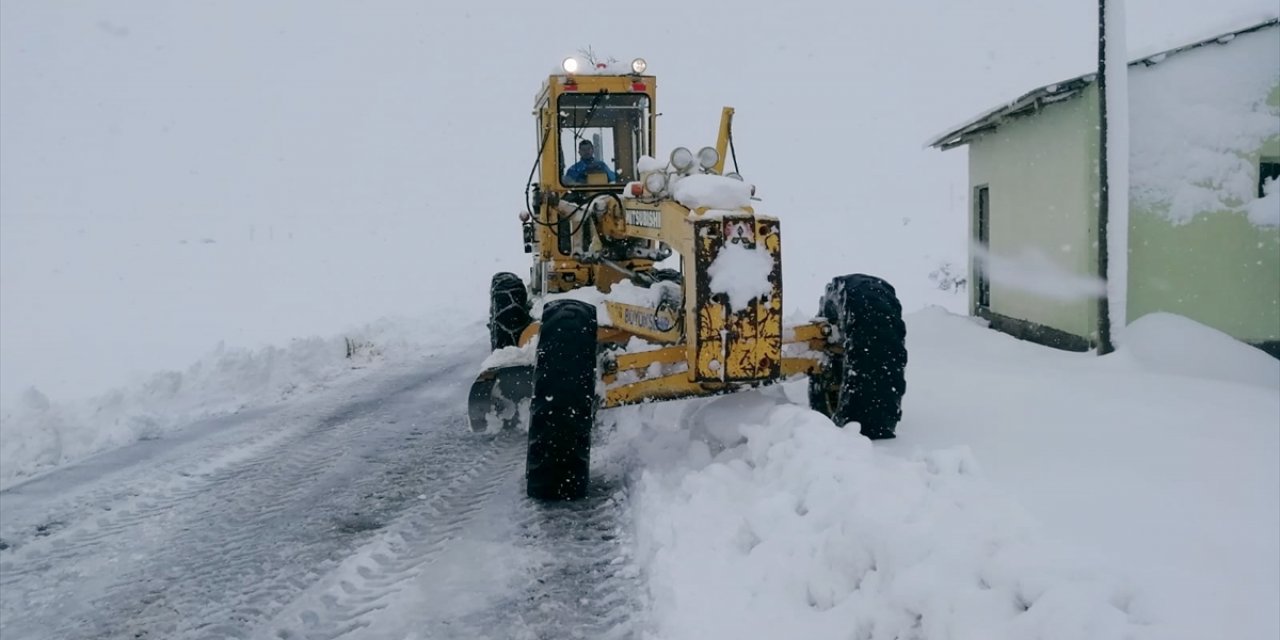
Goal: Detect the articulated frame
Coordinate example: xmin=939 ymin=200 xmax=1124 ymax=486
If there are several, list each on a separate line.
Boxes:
xmin=598 ymin=320 xmax=830 ymax=408
xmin=515 ymin=317 xmax=831 ymax=409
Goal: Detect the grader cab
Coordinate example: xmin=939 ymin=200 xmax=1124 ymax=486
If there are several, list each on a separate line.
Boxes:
xmin=469 ymin=56 xmax=908 ymax=501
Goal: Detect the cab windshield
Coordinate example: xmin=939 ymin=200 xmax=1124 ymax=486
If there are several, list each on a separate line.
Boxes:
xmin=558 ymin=92 xmax=651 ymax=188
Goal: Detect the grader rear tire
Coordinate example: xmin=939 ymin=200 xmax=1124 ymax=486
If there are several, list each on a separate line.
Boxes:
xmin=489 ymin=272 xmax=531 ymax=351
xmin=526 ymin=299 xmax=598 ymax=501
xmin=808 ymin=274 xmax=908 ymax=439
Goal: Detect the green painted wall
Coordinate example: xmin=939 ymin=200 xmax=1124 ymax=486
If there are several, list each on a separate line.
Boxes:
xmin=1127 ymin=209 xmax=1280 ymax=342
xmin=967 ymin=89 xmax=1098 ymax=340
xmin=1126 ymin=79 xmax=1280 ymax=344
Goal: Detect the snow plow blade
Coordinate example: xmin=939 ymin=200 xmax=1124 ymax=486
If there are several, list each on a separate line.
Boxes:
xmin=466 ymin=364 xmax=534 ymax=433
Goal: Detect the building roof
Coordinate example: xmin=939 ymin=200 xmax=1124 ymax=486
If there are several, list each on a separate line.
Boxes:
xmin=927 ymin=17 xmax=1279 ymax=150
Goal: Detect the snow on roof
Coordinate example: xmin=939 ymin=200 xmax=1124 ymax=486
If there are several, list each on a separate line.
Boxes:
xmin=927 ymin=17 xmax=1279 ymax=150
xmin=1128 ymin=28 xmax=1280 ymax=227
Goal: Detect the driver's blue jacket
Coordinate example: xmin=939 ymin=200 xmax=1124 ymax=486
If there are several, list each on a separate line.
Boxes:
xmin=565 ymin=158 xmax=618 ymax=183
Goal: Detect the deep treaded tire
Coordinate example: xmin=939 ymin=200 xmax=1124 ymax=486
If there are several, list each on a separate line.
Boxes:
xmin=526 ymin=299 xmax=598 ymax=500
xmin=489 ymin=272 xmax=531 ymax=350
xmin=808 ymin=274 xmax=908 ymax=439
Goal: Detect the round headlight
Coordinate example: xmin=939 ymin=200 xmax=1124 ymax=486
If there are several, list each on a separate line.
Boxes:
xmin=697 ymin=146 xmax=719 ymax=170
xmin=631 ymin=58 xmax=647 ymax=74
xmin=725 ymin=172 xmax=744 ymax=181
xmin=670 ymin=147 xmax=694 ymax=172
xmin=644 ymin=172 xmax=667 ymax=194
xmin=562 ymin=57 xmax=579 ymax=74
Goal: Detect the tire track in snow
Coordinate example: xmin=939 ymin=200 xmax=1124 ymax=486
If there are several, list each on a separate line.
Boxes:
xmin=86 ymin=381 xmax=478 ymax=640
xmin=0 ymin=367 xmax=425 ymax=576
xmin=264 ymin=431 xmax=526 ymax=640
xmin=0 ymin=406 xmax=320 ymax=621
xmin=3 ymin=350 xmax=649 ymax=640
xmin=266 ymin=447 xmax=646 ymax=640
xmin=0 ymin=357 xmax=489 ymax=640
xmin=0 ymin=365 xmax=423 ymax=573
xmin=486 ymin=472 xmax=645 ymax=640
xmin=0 ymin=343 xmax=482 ymax=559
xmin=0 ymin=405 xmax=294 ymax=579
xmin=376 ymin=466 xmax=647 ymax=640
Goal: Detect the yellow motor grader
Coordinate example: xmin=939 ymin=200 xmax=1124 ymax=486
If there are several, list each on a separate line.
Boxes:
xmin=470 ymin=56 xmax=907 ymax=500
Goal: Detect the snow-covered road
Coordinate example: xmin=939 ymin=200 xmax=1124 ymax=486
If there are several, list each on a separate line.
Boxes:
xmin=0 ymin=346 xmax=642 ymax=640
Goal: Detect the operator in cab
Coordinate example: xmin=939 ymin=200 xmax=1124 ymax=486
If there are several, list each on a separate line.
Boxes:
xmin=564 ymin=139 xmax=618 ymax=184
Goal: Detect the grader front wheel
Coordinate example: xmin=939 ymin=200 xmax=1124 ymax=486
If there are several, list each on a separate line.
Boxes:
xmin=489 ymin=272 xmax=531 ymax=351
xmin=526 ymin=299 xmax=599 ymax=500
xmin=808 ymin=274 xmax=908 ymax=439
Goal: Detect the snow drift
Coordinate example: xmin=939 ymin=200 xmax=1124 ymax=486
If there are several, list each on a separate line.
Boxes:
xmin=611 ymin=390 xmax=1141 ymax=640
xmin=0 ymin=316 xmax=472 ymax=490
xmin=1119 ymin=311 xmax=1280 ymax=389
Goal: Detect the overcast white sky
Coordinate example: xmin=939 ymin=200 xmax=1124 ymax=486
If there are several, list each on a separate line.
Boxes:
xmin=2 ymin=0 xmax=1276 ymax=403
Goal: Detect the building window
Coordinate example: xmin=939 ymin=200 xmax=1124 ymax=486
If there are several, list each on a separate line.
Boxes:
xmin=1260 ymin=160 xmax=1280 ymax=198
xmin=974 ymin=185 xmax=990 ymax=312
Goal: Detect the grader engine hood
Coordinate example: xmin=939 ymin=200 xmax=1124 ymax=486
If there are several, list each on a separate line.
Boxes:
xmin=690 ymin=214 xmax=782 ymax=382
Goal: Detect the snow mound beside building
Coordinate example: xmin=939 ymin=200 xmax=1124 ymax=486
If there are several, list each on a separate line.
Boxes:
xmin=1120 ymin=311 xmax=1280 ymax=389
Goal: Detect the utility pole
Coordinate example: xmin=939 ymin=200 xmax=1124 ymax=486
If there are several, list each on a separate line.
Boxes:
xmin=1097 ymin=0 xmax=1131 ymax=355
xmin=1096 ymin=0 xmax=1114 ymax=355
